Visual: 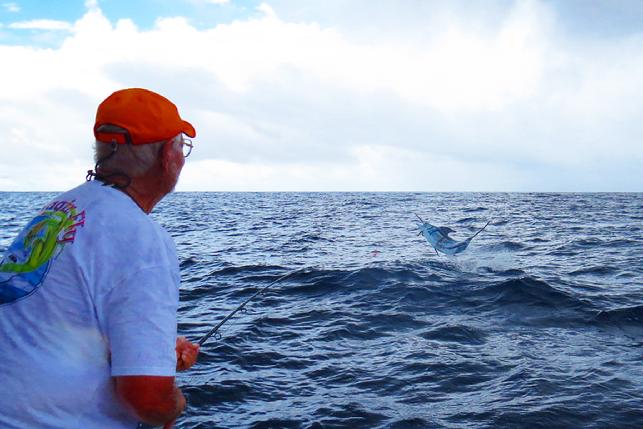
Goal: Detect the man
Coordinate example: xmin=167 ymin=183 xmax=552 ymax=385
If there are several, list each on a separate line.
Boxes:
xmin=0 ymin=88 xmax=200 ymax=428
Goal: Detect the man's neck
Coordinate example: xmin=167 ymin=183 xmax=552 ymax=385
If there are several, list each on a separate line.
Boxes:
xmin=120 ymin=179 xmax=167 ymax=214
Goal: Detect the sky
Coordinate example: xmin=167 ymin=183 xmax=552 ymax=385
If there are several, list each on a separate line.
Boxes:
xmin=1 ymin=0 xmax=642 ymax=192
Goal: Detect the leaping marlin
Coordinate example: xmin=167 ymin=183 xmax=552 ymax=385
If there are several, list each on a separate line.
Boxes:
xmin=416 ymin=214 xmax=490 ymax=256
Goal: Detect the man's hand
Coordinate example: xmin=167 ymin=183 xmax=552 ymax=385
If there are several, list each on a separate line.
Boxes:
xmin=175 ymin=336 xmax=199 ymax=371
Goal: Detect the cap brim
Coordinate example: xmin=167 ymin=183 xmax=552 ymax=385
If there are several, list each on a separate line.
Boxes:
xmin=182 ymin=120 xmax=196 ymax=138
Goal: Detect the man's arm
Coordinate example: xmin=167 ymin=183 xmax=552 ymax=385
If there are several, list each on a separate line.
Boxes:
xmin=115 ymin=375 xmax=186 ymax=426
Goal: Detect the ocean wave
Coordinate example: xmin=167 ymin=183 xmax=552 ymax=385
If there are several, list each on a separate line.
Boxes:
xmin=474 ymin=277 xmax=590 ymax=312
xmin=281 ymin=269 xmax=348 ymax=296
xmin=363 ymin=312 xmax=426 ymax=331
xmin=386 ymin=417 xmax=433 ymax=428
xmin=341 ymin=265 xmax=428 ymax=285
xmin=456 ymin=217 xmax=478 ymax=224
xmin=179 ymin=256 xmax=199 ymax=269
xmin=419 ymin=324 xmax=488 ymax=345
xmin=247 ymin=418 xmax=310 ymax=429
xmin=300 ymin=403 xmax=388 ymax=429
xmin=605 ymin=238 xmax=640 ymax=247
xmin=594 ymin=305 xmax=643 ymax=327
xmin=496 ymin=268 xmax=527 ymax=276
xmin=316 ymin=324 xmax=383 ymax=341
xmin=463 ymin=207 xmax=488 ymax=213
xmin=483 ymin=241 xmax=526 ymax=251
xmin=205 ymin=264 xmax=289 ymax=277
xmin=297 ymin=233 xmax=335 ymax=243
xmin=569 ymin=266 xmax=618 ymax=276
xmin=571 ymin=238 xmax=604 ymax=247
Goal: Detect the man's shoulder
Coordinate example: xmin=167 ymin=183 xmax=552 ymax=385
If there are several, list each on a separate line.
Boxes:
xmin=50 ymin=181 xmax=133 ymax=215
xmin=61 ymin=181 xmax=172 ymax=251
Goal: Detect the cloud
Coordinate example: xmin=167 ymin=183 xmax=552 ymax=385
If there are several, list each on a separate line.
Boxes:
xmin=8 ymin=19 xmax=74 ymax=31
xmin=0 ymin=0 xmax=642 ymax=191
xmin=205 ymin=0 xmax=230 ymax=4
xmin=2 ymin=2 xmax=20 ymax=13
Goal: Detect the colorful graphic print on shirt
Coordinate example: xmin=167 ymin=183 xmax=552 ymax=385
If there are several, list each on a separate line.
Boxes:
xmin=0 ymin=200 xmax=85 ymax=305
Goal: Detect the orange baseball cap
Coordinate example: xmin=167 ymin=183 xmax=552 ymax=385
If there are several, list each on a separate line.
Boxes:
xmin=94 ymin=88 xmax=196 ymax=145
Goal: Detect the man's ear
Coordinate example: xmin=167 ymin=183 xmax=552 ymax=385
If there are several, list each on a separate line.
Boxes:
xmin=159 ymin=140 xmax=175 ymax=172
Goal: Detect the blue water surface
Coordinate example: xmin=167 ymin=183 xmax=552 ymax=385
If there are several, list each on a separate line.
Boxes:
xmin=1 ymin=192 xmax=642 ymax=428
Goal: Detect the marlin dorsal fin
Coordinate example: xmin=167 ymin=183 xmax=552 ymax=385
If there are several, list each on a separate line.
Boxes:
xmin=438 ymin=226 xmax=455 ymax=237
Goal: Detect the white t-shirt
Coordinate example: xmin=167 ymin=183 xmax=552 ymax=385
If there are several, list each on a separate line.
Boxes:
xmin=0 ymin=180 xmax=179 ymax=429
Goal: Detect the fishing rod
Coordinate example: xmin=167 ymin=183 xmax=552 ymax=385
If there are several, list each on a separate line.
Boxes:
xmin=197 ymin=268 xmax=305 ymax=347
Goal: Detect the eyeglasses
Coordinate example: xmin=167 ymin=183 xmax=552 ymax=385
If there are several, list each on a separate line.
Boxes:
xmin=182 ymin=138 xmax=194 ymax=158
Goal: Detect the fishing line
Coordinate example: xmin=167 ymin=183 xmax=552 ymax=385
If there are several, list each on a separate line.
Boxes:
xmin=468 ymin=220 xmax=491 ymax=240
xmin=197 ymin=267 xmax=306 ymax=346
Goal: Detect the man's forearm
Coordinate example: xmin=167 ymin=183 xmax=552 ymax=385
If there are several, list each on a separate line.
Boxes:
xmin=115 ymin=376 xmax=186 ymax=427
xmin=138 ymin=385 xmax=186 ymax=426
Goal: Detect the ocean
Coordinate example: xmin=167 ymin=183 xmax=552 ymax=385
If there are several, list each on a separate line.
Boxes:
xmin=1 ymin=192 xmax=642 ymax=428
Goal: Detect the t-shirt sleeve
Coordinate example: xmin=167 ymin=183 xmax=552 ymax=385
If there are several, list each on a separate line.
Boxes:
xmin=101 ymin=265 xmax=178 ymax=376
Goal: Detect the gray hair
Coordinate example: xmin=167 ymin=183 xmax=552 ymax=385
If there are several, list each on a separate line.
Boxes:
xmin=93 ymin=134 xmax=181 ymax=178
